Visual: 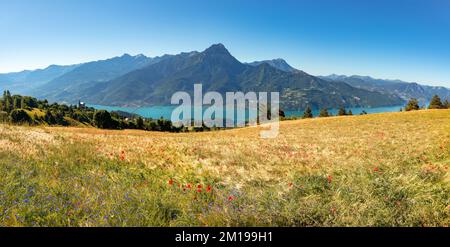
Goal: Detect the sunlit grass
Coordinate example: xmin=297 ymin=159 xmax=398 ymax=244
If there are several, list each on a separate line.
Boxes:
xmin=0 ymin=109 xmax=449 ymax=226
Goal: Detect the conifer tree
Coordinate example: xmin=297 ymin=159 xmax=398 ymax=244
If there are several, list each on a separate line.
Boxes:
xmin=319 ymin=108 xmax=330 ymax=117
xmin=303 ymin=106 xmax=313 ymax=118
xmin=428 ymin=95 xmax=443 ymax=109
xmin=337 ymin=107 xmax=347 ymax=116
xmin=405 ymin=98 xmax=420 ymax=111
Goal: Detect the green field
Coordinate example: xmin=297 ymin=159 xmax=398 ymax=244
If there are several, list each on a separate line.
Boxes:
xmin=0 ymin=109 xmax=449 ymax=226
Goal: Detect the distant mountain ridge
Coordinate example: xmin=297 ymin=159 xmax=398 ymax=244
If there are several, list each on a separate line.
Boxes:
xmin=247 ymin=59 xmax=299 ymax=72
xmin=0 ymin=64 xmax=80 ymax=94
xmin=319 ymin=74 xmax=450 ymax=105
xmin=3 ymin=44 xmax=448 ymax=110
xmin=71 ymin=44 xmax=403 ymax=109
xmin=34 ymin=53 xmax=162 ymax=101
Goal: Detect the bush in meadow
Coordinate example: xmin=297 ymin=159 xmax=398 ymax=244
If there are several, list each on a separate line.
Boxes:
xmin=9 ymin=109 xmax=32 ymax=124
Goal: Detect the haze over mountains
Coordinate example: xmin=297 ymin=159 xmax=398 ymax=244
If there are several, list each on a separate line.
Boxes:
xmin=1 ymin=44 xmax=449 ymax=110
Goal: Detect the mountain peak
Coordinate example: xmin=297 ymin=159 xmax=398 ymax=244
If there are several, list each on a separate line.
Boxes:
xmin=204 ymin=43 xmax=230 ymax=54
xmin=247 ymin=58 xmax=297 ymax=72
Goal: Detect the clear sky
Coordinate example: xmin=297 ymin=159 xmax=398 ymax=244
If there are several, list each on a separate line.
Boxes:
xmin=1 ymin=0 xmax=450 ymax=87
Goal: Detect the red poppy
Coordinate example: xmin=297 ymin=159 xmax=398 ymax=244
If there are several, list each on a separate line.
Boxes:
xmin=197 ymin=189 xmax=202 ymax=193
xmin=373 ymin=167 xmax=379 ymax=172
xmin=197 ymin=185 xmax=203 ymax=189
xmin=206 ymin=185 xmax=212 ymax=192
xmin=228 ymin=196 xmax=233 ymax=201
xmin=168 ymin=179 xmax=174 ymax=185
xmin=327 ymin=175 xmax=333 ymax=183
xmin=186 ymin=184 xmax=192 ymax=189
xmin=288 ymin=183 xmax=293 ymax=187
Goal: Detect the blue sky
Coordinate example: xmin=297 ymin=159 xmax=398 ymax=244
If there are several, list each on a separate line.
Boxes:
xmin=1 ymin=0 xmax=450 ymax=87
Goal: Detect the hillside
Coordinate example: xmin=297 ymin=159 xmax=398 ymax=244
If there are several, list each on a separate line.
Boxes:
xmin=0 ymin=109 xmax=448 ymax=226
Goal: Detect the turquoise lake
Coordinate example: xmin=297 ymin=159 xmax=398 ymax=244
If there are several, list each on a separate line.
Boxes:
xmin=88 ymin=104 xmax=405 ymax=120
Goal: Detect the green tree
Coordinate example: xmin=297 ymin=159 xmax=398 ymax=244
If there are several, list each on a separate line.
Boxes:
xmin=319 ymin=108 xmax=330 ymax=117
xmin=337 ymin=107 xmax=347 ymax=116
xmin=44 ymin=110 xmax=57 ymax=125
xmin=93 ymin=110 xmax=113 ymax=129
xmin=20 ymin=97 xmax=25 ymax=109
xmin=348 ymin=110 xmax=353 ymax=116
xmin=428 ymin=95 xmax=443 ymax=109
xmin=9 ymin=109 xmax=32 ymax=124
xmin=93 ymin=110 xmax=119 ymax=129
xmin=443 ymin=99 xmax=450 ymax=109
xmin=405 ymin=98 xmax=420 ymax=111
xmin=303 ymin=106 xmax=313 ymax=119
xmin=13 ymin=97 xmax=20 ymax=109
xmin=4 ymin=97 xmax=11 ymax=113
xmin=136 ymin=117 xmax=144 ymax=129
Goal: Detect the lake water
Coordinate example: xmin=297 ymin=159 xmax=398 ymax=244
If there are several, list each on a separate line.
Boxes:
xmin=88 ymin=104 xmax=405 ymax=120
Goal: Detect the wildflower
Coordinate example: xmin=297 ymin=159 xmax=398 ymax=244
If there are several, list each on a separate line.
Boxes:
xmin=197 ymin=189 xmax=202 ymax=193
xmin=327 ymin=175 xmax=333 ymax=183
xmin=206 ymin=185 xmax=212 ymax=192
xmin=186 ymin=184 xmax=192 ymax=189
xmin=23 ymin=199 xmax=30 ymax=203
xmin=288 ymin=182 xmax=293 ymax=187
xmin=228 ymin=196 xmax=234 ymax=201
xmin=168 ymin=179 xmax=174 ymax=186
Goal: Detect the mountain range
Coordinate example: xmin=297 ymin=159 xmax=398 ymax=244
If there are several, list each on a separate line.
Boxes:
xmin=319 ymin=74 xmax=450 ymax=105
xmin=1 ymin=44 xmax=449 ymax=110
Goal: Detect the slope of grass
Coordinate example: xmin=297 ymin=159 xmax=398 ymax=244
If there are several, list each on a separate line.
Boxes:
xmin=0 ymin=110 xmax=449 ymax=226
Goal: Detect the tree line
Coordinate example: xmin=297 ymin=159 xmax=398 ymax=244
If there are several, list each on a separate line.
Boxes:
xmin=0 ymin=90 xmax=184 ymax=132
xmin=404 ymin=95 xmax=450 ymax=111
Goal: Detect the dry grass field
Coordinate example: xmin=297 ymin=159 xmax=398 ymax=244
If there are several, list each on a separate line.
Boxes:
xmin=0 ymin=109 xmax=449 ymax=226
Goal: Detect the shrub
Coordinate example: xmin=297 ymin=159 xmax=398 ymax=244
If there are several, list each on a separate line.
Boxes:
xmin=0 ymin=111 xmax=8 ymax=122
xmin=9 ymin=109 xmax=32 ymax=124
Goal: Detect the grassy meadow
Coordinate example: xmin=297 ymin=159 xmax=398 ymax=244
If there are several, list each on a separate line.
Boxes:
xmin=0 ymin=109 xmax=449 ymax=226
